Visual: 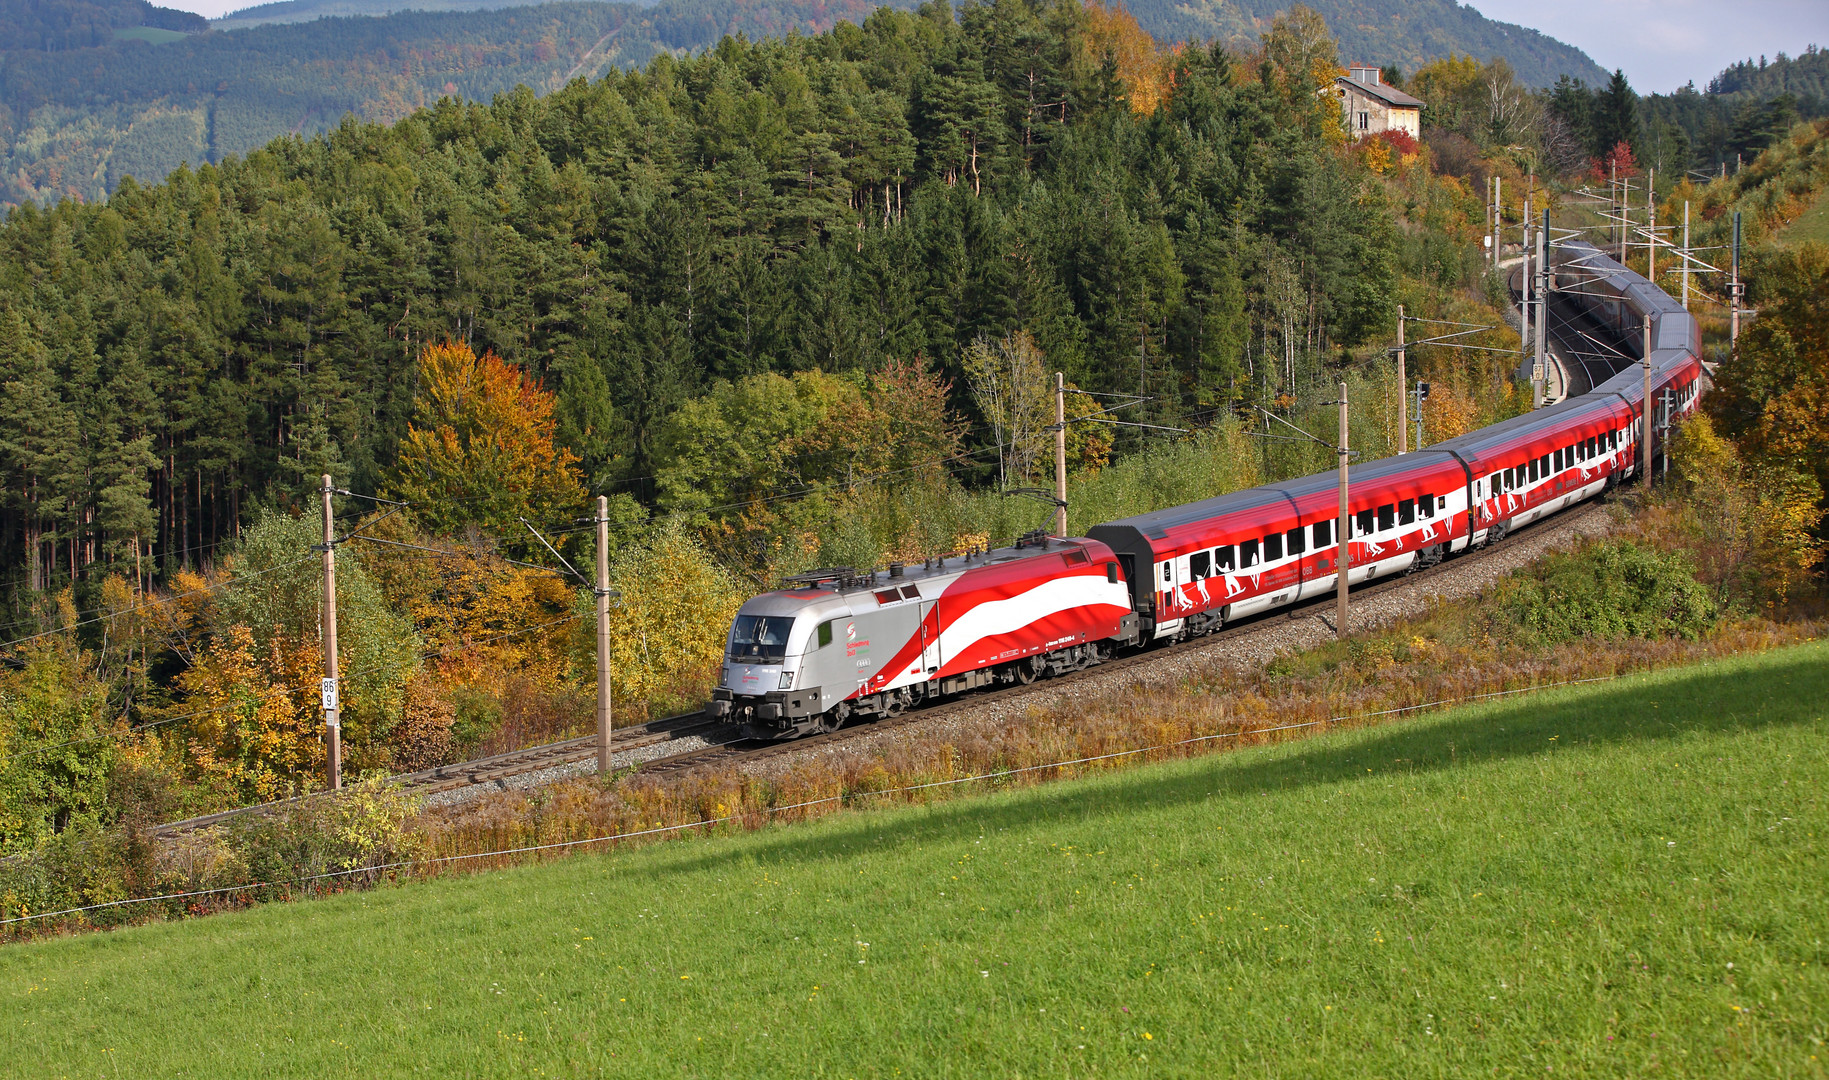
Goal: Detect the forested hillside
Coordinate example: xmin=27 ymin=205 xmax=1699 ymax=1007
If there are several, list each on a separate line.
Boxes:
xmin=1 ymin=0 xmax=1607 ymax=207
xmin=0 ymin=0 xmax=1402 ymax=596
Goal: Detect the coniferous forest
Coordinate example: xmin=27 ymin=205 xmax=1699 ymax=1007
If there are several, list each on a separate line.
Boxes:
xmin=0 ymin=0 xmax=1399 ymax=604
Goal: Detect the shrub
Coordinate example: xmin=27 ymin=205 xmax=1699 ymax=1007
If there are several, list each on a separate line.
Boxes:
xmin=1489 ymin=540 xmax=1718 ymax=647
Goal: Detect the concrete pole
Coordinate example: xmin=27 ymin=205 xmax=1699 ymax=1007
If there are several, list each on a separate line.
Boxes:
xmin=1335 ymin=382 xmax=1350 ymax=639
xmin=1395 ymin=307 xmax=1406 ymax=454
xmin=595 ymin=495 xmax=613 ymax=774
xmin=1681 ymin=201 xmax=1691 ymax=310
xmin=1642 ymin=315 xmax=1654 ymax=494
xmin=320 ymin=474 xmax=341 ymax=791
xmin=1520 ymin=227 xmax=1531 ymax=356
xmin=1054 ymin=372 xmax=1068 ymax=537
xmin=1730 ymin=211 xmax=1742 ymax=353
xmin=1534 ymin=211 xmax=1548 ymax=408
xmin=1492 ymin=176 xmax=1503 ymax=270
xmin=1610 ymin=160 xmax=1619 ymax=258
xmin=1647 ymin=168 xmax=1656 ymax=281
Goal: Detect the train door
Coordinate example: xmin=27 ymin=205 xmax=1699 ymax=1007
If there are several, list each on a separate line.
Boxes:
xmin=918 ymin=601 xmax=941 ymax=678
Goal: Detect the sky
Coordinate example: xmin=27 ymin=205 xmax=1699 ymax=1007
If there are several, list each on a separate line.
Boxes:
xmin=1460 ymin=0 xmax=1829 ymax=93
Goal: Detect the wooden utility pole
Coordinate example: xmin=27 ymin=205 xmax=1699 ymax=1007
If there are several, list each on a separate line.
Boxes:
xmin=1395 ymin=307 xmax=1406 ymax=454
xmin=595 ymin=495 xmax=613 ymax=774
xmin=1641 ymin=315 xmax=1654 ymax=493
xmin=1335 ymin=382 xmax=1350 ymax=639
xmin=1533 ymin=212 xmax=1549 ymax=408
xmin=1054 ymin=372 xmax=1068 ymax=536
xmin=320 ymin=474 xmax=341 ymax=791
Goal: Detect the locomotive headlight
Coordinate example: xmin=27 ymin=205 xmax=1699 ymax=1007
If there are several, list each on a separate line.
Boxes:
xmin=779 ymin=671 xmax=795 ymax=690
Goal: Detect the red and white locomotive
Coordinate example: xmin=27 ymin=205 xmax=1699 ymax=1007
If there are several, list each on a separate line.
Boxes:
xmin=710 ymin=240 xmax=1704 ymax=739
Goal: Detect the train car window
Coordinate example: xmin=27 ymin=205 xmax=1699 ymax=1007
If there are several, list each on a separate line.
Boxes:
xmin=1312 ymin=520 xmax=1332 ymax=548
xmin=1554 ymin=448 xmax=1563 ymax=472
xmin=900 ymin=585 xmax=920 ymax=600
xmin=1107 ymin=561 xmax=1119 ymax=584
xmin=1541 ymin=454 xmax=1550 ymax=476
xmin=1439 ymin=495 xmax=1450 ymax=512
xmin=1355 ymin=508 xmax=1374 ymax=536
xmin=1216 ymin=545 xmax=1237 ymax=571
xmin=817 ymin=620 xmax=834 ymax=648
xmin=1265 ymin=532 xmax=1283 ymax=561
xmin=1528 ymin=459 xmax=1538 ymax=483
xmin=1190 ymin=551 xmax=1210 ymax=579
xmin=875 ymin=589 xmax=901 ymax=605
xmin=1398 ymin=498 xmax=1415 ymax=525
xmin=1241 ymin=539 xmax=1260 ymax=567
xmin=1419 ymin=493 xmax=1435 ymax=518
xmin=1377 ymin=504 xmax=1395 ymax=532
xmin=1286 ymin=527 xmax=1306 ymax=555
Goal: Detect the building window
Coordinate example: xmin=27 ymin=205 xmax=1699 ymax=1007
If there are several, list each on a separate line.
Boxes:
xmin=1358 ymin=111 xmax=1369 ymax=130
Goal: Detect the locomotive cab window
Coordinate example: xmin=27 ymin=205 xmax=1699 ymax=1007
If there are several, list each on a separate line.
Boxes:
xmin=1190 ymin=551 xmax=1211 ymax=580
xmin=730 ymin=615 xmax=795 ymax=664
xmin=1398 ymin=498 xmax=1415 ymax=525
xmin=1265 ymin=533 xmax=1283 ymax=562
xmin=1312 ymin=520 xmax=1332 ymax=548
xmin=1377 ymin=504 xmax=1395 ymax=532
xmin=1241 ymin=539 xmax=1260 ymax=567
xmin=817 ymin=620 xmax=834 ymax=648
xmin=1107 ymin=561 xmax=1119 ymax=583
xmin=1216 ymin=545 xmax=1237 ymax=572
xmin=1286 ymin=527 xmax=1306 ymax=555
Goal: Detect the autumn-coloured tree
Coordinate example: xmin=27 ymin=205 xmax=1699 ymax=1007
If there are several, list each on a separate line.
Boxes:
xmin=1081 ymin=0 xmax=1173 ymax=115
xmin=388 ymin=341 xmax=587 ymax=537
xmin=175 ymin=625 xmax=323 ymax=805
xmin=575 ymin=522 xmax=743 ymax=720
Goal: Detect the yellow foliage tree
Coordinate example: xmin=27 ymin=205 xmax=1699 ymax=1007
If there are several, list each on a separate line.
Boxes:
xmin=388 ymin=341 xmax=586 ymax=537
xmin=1081 ymin=0 xmax=1174 ymax=115
xmin=175 ymin=625 xmax=323 ymax=804
xmin=583 ymin=523 xmax=743 ymax=720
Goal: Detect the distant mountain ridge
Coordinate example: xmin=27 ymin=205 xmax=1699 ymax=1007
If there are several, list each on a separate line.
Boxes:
xmin=2 ymin=0 xmax=1610 ymax=208
xmin=209 ymin=0 xmax=1607 ymax=86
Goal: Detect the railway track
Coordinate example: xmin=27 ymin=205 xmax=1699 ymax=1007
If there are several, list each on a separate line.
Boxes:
xmin=155 ymin=496 xmax=1612 ymax=836
xmin=152 ymin=710 xmax=721 ymax=839
xmin=624 ymin=498 xmax=1616 ymax=782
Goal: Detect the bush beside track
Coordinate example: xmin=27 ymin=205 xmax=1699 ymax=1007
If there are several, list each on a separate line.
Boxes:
xmin=2 ymin=640 xmax=1825 ymax=1076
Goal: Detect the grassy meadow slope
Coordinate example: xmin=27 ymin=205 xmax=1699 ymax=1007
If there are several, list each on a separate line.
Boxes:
xmin=2 ymin=640 xmax=1823 ymax=1076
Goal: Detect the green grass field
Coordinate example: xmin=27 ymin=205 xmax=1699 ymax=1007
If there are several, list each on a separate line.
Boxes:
xmin=3 ymin=641 xmax=1826 ymax=1077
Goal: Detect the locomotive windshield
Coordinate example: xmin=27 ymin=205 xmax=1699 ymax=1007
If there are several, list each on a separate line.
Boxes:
xmin=729 ymin=615 xmax=796 ymax=663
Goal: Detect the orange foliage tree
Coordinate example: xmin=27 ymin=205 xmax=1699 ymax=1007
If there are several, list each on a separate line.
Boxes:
xmin=1081 ymin=1 xmax=1174 ymax=115
xmin=388 ymin=341 xmax=586 ymax=537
